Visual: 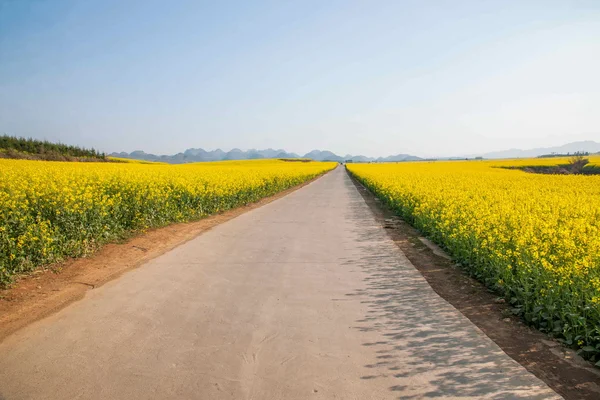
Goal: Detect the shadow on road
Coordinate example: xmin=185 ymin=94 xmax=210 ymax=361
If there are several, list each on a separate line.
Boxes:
xmin=340 ymin=173 xmax=555 ymax=399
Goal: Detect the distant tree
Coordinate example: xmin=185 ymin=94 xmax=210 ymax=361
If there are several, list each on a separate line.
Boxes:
xmin=568 ymin=154 xmax=589 ymax=174
xmin=0 ymin=134 xmax=108 ymax=161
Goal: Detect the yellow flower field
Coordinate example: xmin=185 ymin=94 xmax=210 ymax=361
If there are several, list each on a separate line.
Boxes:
xmin=107 ymin=156 xmax=168 ymax=164
xmin=0 ymin=159 xmax=335 ymax=285
xmin=347 ymin=159 xmax=600 ymax=362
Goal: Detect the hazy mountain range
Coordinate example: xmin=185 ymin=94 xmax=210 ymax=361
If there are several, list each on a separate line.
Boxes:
xmin=110 ymin=141 xmax=600 ymax=164
xmin=465 ymin=140 xmax=600 ymax=159
xmin=110 ymin=148 xmax=422 ymax=163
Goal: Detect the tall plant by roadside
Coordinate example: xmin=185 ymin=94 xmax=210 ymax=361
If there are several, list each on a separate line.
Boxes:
xmin=0 ymin=159 xmax=335 ymax=285
xmin=347 ymin=158 xmax=600 ymax=365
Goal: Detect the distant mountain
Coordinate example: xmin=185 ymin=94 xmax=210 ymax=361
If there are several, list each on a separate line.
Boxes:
xmin=110 ymin=141 xmax=599 ymax=164
xmin=297 ymin=151 xmax=423 ymax=163
xmin=110 ymin=148 xmax=302 ymax=164
xmin=475 ymin=141 xmax=600 ymax=159
xmin=376 ymin=154 xmax=422 ymax=162
xmin=302 ymin=150 xmax=344 ymax=162
xmin=334 ymin=154 xmax=423 ymax=162
xmin=111 ymin=147 xmax=424 ymax=164
xmin=224 ymin=148 xmax=245 ymax=160
xmin=344 ymin=155 xmax=373 ymax=163
xmin=183 ymin=148 xmax=225 ymax=161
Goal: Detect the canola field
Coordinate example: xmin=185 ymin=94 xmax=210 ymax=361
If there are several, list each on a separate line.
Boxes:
xmin=0 ymin=159 xmax=335 ymax=285
xmin=347 ymin=158 xmax=600 ymax=362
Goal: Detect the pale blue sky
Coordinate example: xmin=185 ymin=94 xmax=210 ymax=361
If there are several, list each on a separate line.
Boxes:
xmin=1 ymin=1 xmax=599 ymax=157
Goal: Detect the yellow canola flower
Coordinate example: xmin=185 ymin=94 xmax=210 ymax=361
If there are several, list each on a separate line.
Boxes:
xmin=347 ymin=159 xmax=600 ymax=357
xmin=0 ymin=159 xmax=335 ymax=284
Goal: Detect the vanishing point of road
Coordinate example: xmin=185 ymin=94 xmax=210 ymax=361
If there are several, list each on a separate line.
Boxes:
xmin=0 ymin=167 xmax=560 ymax=399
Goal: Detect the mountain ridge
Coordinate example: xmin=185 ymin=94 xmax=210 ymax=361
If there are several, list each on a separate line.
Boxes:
xmin=110 ymin=148 xmax=423 ymax=163
xmin=469 ymin=140 xmax=600 ymax=159
xmin=110 ymin=140 xmax=600 ymax=164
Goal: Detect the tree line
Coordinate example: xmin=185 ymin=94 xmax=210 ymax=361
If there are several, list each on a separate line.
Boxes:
xmin=0 ymin=135 xmax=107 ymax=161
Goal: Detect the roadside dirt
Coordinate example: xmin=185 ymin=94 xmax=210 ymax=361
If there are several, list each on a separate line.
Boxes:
xmin=349 ymin=173 xmax=600 ymax=400
xmin=0 ymin=175 xmax=325 ymax=343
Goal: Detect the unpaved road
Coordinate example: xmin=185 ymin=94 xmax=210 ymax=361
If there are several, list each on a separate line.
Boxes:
xmin=0 ymin=167 xmax=560 ymax=399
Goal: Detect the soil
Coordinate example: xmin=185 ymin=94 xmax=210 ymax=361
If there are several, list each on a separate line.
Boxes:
xmin=348 ymin=174 xmax=600 ymax=400
xmin=0 ymin=176 xmax=323 ymax=343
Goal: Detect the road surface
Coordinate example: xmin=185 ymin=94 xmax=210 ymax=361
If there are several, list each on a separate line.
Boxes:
xmin=0 ymin=167 xmax=560 ymax=399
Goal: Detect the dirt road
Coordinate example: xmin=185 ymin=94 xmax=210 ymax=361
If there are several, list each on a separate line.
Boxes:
xmin=0 ymin=167 xmax=560 ymax=399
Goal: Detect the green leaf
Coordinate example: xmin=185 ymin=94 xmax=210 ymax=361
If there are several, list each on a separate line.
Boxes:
xmin=582 ymin=346 xmax=596 ymax=352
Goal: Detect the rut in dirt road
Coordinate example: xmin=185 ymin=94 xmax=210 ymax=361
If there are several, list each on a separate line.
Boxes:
xmin=0 ymin=167 xmax=560 ymax=399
